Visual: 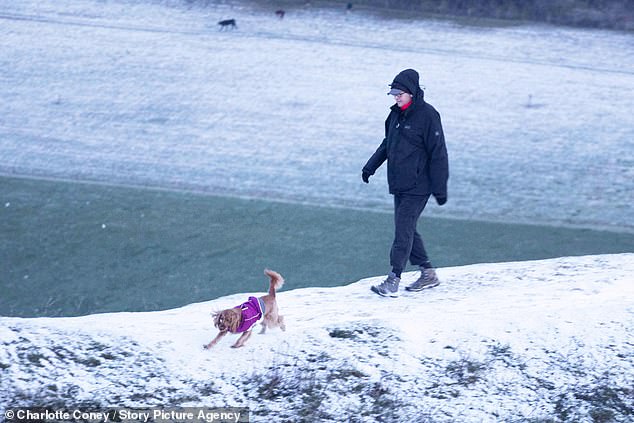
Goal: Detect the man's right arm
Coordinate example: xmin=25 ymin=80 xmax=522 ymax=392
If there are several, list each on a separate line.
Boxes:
xmin=362 ymin=137 xmax=387 ymax=182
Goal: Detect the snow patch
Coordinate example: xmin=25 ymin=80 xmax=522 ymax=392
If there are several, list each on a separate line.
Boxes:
xmin=2 ymin=254 xmax=632 ymax=421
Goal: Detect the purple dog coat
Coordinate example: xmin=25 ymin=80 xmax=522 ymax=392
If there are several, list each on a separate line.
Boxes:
xmin=234 ymin=296 xmax=265 ymax=333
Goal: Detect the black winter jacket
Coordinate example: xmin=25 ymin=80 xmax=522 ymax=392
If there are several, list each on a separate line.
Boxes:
xmin=363 ymin=69 xmax=449 ymax=197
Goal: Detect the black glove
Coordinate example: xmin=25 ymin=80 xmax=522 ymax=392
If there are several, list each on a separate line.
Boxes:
xmin=434 ymin=194 xmax=447 ymax=206
xmin=362 ymin=170 xmax=371 ymax=184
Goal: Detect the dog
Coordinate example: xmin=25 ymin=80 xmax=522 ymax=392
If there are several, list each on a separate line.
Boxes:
xmin=204 ymin=269 xmax=285 ymax=349
xmin=275 ymin=10 xmax=285 ymax=19
xmin=218 ymin=19 xmax=237 ymax=30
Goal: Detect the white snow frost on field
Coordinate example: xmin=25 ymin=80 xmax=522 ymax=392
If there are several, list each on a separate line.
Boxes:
xmin=0 ymin=0 xmax=633 ymax=231
xmin=1 ymin=254 xmax=633 ymax=422
xmin=1 ymin=2 xmax=633 ymax=420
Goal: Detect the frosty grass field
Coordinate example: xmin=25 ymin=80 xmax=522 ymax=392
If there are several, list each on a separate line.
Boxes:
xmin=1 ymin=0 xmax=633 ymax=230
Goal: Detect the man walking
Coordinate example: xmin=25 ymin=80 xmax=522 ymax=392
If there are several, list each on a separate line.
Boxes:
xmin=362 ymin=69 xmax=449 ymax=297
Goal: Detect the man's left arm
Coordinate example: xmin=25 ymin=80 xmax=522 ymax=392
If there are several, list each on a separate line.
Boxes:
xmin=426 ymin=112 xmax=449 ymax=205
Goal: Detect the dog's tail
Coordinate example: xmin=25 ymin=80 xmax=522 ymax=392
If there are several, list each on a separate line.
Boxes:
xmin=264 ymin=269 xmax=284 ymax=297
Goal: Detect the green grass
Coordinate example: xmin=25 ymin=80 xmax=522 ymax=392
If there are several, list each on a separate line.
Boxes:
xmin=1 ymin=175 xmax=632 ymax=317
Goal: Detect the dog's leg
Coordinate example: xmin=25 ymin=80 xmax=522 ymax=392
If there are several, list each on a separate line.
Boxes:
xmin=231 ymin=330 xmax=252 ymax=348
xmin=278 ymin=315 xmax=286 ymax=331
xmin=259 ymin=322 xmax=267 ymax=335
xmin=203 ymin=330 xmax=228 ymax=350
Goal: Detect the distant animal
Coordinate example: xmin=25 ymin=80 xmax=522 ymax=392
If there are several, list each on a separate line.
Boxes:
xmin=203 ymin=269 xmax=286 ymax=349
xmin=275 ymin=9 xmax=285 ymax=19
xmin=346 ymin=2 xmax=353 ymax=12
xmin=218 ymin=19 xmax=237 ymax=30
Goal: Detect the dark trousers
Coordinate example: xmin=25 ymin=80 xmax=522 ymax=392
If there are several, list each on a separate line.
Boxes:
xmin=390 ymin=194 xmax=431 ymax=276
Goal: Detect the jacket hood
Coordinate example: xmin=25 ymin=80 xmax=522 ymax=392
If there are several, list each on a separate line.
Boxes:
xmin=390 ymin=69 xmax=423 ymax=99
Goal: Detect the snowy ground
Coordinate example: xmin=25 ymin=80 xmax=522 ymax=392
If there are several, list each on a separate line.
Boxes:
xmin=1 ymin=2 xmax=633 ymax=420
xmin=1 ymin=0 xmax=633 ymax=231
xmin=1 ymin=254 xmax=633 ymax=421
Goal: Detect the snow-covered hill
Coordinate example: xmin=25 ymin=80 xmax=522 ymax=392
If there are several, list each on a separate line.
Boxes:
xmin=2 ymin=254 xmax=632 ymax=422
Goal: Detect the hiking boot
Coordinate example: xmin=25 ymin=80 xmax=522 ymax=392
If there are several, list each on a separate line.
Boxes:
xmin=405 ymin=268 xmax=440 ymax=291
xmin=371 ymin=273 xmax=400 ymax=297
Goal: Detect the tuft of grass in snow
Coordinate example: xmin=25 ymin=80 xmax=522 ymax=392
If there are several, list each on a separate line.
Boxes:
xmin=445 ymin=353 xmax=489 ymax=387
xmin=553 ymin=372 xmax=633 ymax=422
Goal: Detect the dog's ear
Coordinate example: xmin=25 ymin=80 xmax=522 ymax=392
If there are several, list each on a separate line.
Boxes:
xmin=226 ymin=308 xmax=242 ymax=332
